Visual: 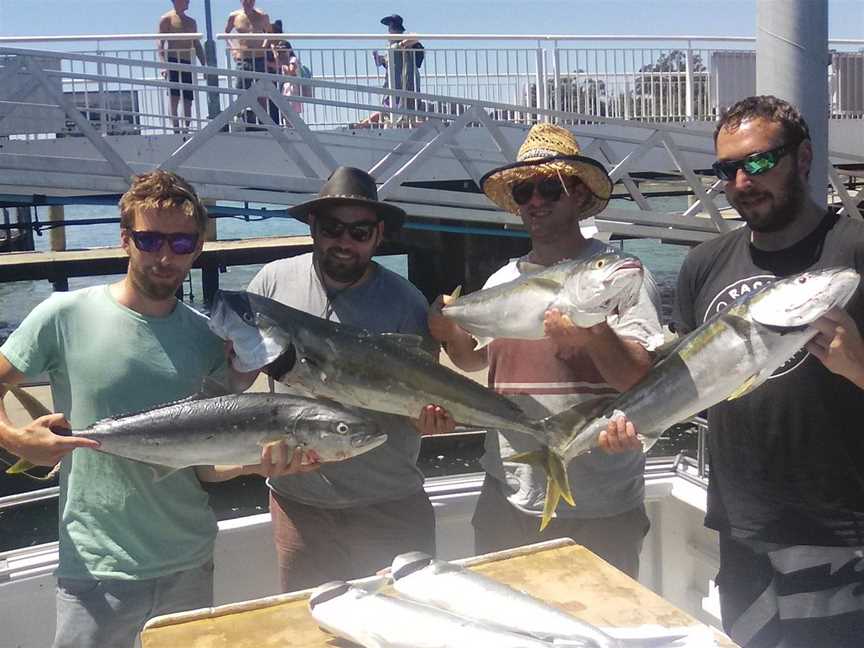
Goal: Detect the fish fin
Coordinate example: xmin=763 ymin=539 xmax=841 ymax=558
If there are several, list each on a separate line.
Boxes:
xmin=473 ymin=336 xmax=493 ymax=350
xmin=7 ymin=458 xmax=36 ymax=475
xmin=539 ymin=396 xmax=613 ymax=449
xmin=612 ymin=633 xmax=689 ymax=647
xmin=5 ymin=459 xmax=60 ymax=481
xmin=518 ymin=260 xmax=547 ymax=274
xmin=2 ymin=382 xmax=52 ymax=419
xmin=448 ymin=285 xmax=462 ymax=301
xmin=505 ymin=449 xmax=575 ymax=531
xmin=726 ymin=373 xmax=766 ymax=400
xmin=650 ymin=336 xmax=681 ymax=362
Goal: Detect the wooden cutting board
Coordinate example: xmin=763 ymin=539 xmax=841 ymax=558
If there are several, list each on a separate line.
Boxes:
xmin=141 ymin=538 xmax=739 ymax=647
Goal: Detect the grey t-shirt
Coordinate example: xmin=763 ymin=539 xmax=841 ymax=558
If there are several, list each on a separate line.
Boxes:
xmin=247 ymin=253 xmax=433 ymax=508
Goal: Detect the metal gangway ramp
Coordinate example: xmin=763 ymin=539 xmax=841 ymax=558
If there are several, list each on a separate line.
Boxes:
xmin=1 ymin=33 xmax=862 ymax=247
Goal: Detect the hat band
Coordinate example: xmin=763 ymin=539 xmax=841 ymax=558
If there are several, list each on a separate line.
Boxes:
xmin=518 ymin=147 xmax=575 ymax=161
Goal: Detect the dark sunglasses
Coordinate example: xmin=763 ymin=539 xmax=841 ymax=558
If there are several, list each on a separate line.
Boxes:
xmin=712 ymin=143 xmax=795 ymax=181
xmin=316 ymin=218 xmax=379 ymax=243
xmin=128 ymin=230 xmax=199 ymax=255
xmin=511 ymin=177 xmax=567 ymax=206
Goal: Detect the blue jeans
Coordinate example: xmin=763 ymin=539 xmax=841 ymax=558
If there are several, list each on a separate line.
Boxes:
xmin=52 ymin=560 xmax=214 ymax=648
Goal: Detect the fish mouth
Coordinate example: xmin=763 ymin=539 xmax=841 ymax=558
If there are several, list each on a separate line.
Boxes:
xmin=352 ymin=433 xmax=388 ymax=449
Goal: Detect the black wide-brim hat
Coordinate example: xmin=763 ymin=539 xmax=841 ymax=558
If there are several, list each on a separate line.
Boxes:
xmin=288 ymin=166 xmax=406 ymax=234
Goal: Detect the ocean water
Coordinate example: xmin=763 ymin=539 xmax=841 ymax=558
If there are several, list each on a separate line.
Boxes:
xmin=0 ymin=201 xmax=688 ymax=341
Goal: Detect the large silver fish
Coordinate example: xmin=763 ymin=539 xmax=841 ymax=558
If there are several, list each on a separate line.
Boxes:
xmin=390 ymin=552 xmax=685 ymax=648
xmin=209 ymin=289 xmax=587 ymax=508
xmin=308 ymin=580 xmax=562 ymax=648
xmin=521 ymin=266 xmax=861 ymax=518
xmin=442 ymin=252 xmax=644 ymax=346
xmin=5 ymin=388 xmax=386 ymax=473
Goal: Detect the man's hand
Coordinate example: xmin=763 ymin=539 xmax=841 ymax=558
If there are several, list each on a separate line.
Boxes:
xmin=597 ymin=415 xmax=642 ymax=454
xmin=3 ymin=413 xmax=99 ymax=467
xmin=806 ymin=307 xmax=864 ymax=388
xmin=413 ymin=404 xmax=455 ymax=436
xmin=544 ymin=308 xmax=597 ymax=358
xmin=245 ymin=444 xmax=321 ymax=478
xmin=427 ymin=294 xmax=465 ymax=345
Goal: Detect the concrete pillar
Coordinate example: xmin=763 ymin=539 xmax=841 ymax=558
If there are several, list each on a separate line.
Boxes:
xmin=48 ymin=205 xmax=66 ymax=252
xmin=756 ymin=0 xmax=830 ymax=203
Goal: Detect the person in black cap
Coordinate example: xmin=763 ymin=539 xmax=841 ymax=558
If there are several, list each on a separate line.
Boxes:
xmin=373 ymin=14 xmax=423 ymax=116
xmin=246 ymin=166 xmax=453 ymax=592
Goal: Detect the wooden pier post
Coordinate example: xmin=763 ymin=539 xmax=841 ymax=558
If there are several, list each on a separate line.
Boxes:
xmin=47 ymin=205 xmax=69 ymax=291
xmin=200 ymin=205 xmax=220 ymax=306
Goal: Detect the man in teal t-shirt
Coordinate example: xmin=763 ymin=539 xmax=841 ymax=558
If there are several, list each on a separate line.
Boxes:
xmin=0 ymin=171 xmax=301 ymax=648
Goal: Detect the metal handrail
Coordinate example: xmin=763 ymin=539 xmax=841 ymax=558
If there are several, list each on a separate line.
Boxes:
xmin=0 ymin=34 xmax=203 ymax=43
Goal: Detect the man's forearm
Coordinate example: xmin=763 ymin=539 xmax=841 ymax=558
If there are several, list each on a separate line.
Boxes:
xmin=582 ymin=326 xmax=652 ymax=392
xmin=442 ymin=332 xmax=488 ymax=373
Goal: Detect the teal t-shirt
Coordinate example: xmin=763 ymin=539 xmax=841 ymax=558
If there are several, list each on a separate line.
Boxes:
xmin=1 ymin=285 xmax=226 ymax=580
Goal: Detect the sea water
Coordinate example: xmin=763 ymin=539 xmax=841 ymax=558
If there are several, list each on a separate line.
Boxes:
xmin=0 ymin=201 xmax=689 ymax=342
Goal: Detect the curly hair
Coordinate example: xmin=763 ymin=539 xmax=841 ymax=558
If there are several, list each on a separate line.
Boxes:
xmin=119 ymin=170 xmax=208 ymax=234
xmin=714 ymin=95 xmax=810 ymax=146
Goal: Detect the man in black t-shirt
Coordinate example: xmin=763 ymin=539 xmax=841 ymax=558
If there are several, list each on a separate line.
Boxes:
xmin=604 ymin=96 xmax=864 ymax=647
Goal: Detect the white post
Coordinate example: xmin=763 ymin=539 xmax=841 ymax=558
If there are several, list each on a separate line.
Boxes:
xmin=684 ymin=40 xmax=695 ymax=120
xmin=757 ymin=0 xmax=829 ymax=203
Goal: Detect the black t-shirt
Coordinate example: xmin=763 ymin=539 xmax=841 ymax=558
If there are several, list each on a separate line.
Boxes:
xmin=674 ymin=212 xmax=864 ymax=546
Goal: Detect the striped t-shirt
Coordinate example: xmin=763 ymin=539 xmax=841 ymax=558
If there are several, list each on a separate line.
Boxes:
xmin=480 ymin=238 xmax=665 ymax=518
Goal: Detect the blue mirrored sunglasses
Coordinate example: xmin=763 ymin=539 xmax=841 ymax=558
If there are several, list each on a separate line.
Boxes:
xmin=129 ymin=230 xmax=199 ymax=255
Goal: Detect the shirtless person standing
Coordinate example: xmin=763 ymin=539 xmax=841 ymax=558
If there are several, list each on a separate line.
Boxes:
xmin=225 ymin=0 xmax=272 ymax=88
xmin=158 ymin=1 xmax=205 ymax=131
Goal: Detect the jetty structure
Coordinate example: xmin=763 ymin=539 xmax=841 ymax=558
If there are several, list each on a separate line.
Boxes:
xmin=0 ymin=2 xmax=863 ymax=646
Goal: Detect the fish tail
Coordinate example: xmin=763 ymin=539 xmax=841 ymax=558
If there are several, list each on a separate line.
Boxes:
xmin=1 ymin=382 xmax=52 ymax=420
xmin=505 ymin=448 xmax=574 ymax=531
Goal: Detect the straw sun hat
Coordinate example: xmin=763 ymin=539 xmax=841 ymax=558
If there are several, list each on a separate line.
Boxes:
xmin=480 ymin=123 xmax=613 ymax=219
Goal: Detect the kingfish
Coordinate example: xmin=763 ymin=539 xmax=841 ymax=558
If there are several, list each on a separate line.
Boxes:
xmin=209 ymin=289 xmax=587 ymax=506
xmin=390 ymin=552 xmax=686 ymax=648
xmin=308 ymin=580 xmax=566 ymax=648
xmin=3 ymin=388 xmax=386 ymax=474
xmin=519 ymin=266 xmax=861 ymax=520
xmin=441 ymin=252 xmax=645 ymax=346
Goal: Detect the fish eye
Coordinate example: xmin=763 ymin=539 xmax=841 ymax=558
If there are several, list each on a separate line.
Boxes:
xmin=242 ymin=311 xmax=255 ymax=324
xmin=336 ymin=422 xmax=350 ymax=434
xmin=797 ymin=276 xmax=807 ymax=284
xmin=595 ymin=259 xmax=606 ymax=268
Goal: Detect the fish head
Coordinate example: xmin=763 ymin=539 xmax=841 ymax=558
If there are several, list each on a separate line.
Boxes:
xmin=308 ymin=581 xmax=355 ymax=610
xmin=562 ymin=252 xmax=644 ymax=317
xmin=209 ymin=290 xmax=295 ymax=373
xmin=292 ymin=401 xmax=387 ymax=462
xmin=748 ymin=267 xmax=860 ymax=328
xmin=391 ymin=551 xmax=435 ymax=581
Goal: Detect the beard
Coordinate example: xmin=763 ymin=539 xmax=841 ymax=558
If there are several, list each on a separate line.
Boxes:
xmin=128 ymin=262 xmax=184 ymax=300
xmin=730 ymin=164 xmax=807 ymax=234
xmin=319 ymin=247 xmax=371 ymax=284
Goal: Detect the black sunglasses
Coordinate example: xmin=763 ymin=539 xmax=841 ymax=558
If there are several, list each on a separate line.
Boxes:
xmin=316 ymin=217 xmax=379 ymax=243
xmin=712 ymin=143 xmax=795 ymax=181
xmin=511 ymin=177 xmax=567 ymax=206
xmin=128 ymin=230 xmax=199 ymax=255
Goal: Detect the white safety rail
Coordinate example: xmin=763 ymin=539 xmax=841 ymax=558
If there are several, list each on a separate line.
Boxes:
xmin=0 ymin=43 xmax=861 ymax=244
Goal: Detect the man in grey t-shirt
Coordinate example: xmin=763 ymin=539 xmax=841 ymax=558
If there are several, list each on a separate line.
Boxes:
xmin=248 ymin=166 xmax=453 ymax=592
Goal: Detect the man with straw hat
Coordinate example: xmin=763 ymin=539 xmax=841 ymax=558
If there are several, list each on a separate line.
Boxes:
xmin=429 ymin=123 xmax=664 ymax=578
xmin=246 ymin=166 xmax=453 ymax=592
